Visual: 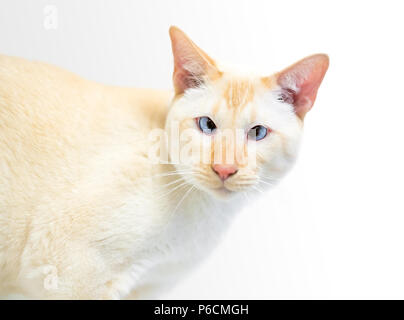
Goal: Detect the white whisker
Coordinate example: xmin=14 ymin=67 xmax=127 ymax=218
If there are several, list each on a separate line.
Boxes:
xmin=251 ymin=185 xmax=264 ymax=194
xmin=243 ymin=191 xmax=252 ymax=202
xmin=170 ymin=185 xmax=195 ymax=218
xmin=260 ymin=175 xmax=278 ymax=183
xmin=158 ymin=177 xmax=186 ymax=189
xmin=147 ymin=170 xmax=193 ymax=179
xmin=258 ymin=179 xmax=274 ymax=187
xmin=156 ymin=181 xmax=189 ymax=200
xmin=235 ymin=181 xmax=255 ymax=186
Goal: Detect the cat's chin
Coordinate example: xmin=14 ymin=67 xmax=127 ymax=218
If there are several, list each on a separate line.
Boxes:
xmin=190 ymin=179 xmax=247 ymax=201
xmin=205 ymin=186 xmax=239 ymax=201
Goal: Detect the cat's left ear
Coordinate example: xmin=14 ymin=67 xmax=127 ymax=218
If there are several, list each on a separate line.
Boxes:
xmin=272 ymin=54 xmax=329 ymax=120
xmin=169 ymin=26 xmax=221 ymax=95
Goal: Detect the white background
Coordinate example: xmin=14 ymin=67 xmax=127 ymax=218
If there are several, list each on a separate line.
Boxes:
xmin=1 ymin=0 xmax=404 ymax=299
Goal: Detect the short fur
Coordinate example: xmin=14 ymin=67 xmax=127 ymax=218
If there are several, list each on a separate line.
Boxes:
xmin=0 ymin=27 xmax=328 ymax=299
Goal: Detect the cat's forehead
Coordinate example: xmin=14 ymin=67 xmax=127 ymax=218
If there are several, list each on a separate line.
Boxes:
xmin=215 ymin=73 xmax=276 ymax=104
xmin=210 ymin=73 xmax=279 ymax=123
xmin=224 ymin=76 xmax=254 ymax=106
xmin=175 ymin=72 xmax=295 ymax=130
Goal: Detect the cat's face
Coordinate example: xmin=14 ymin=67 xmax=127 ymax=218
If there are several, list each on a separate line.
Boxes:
xmin=165 ymin=27 xmax=328 ymax=200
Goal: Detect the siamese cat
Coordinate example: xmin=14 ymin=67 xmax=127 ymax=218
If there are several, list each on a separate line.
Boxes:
xmin=0 ymin=27 xmax=328 ymax=299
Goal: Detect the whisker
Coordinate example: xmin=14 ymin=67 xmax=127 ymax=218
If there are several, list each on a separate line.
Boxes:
xmin=147 ymin=170 xmax=193 ymax=179
xmin=237 ymin=176 xmax=259 ymax=182
xmin=243 ymin=191 xmax=252 ymax=202
xmin=191 ymin=173 xmax=211 ymax=181
xmin=158 ymin=177 xmax=186 ymax=189
xmin=260 ymin=175 xmax=278 ymax=183
xmin=251 ymin=185 xmax=265 ymax=194
xmin=258 ymin=179 xmax=275 ymax=187
xmin=235 ymin=181 xmax=255 ymax=186
xmin=170 ymin=185 xmax=195 ymax=218
xmin=156 ymin=181 xmax=189 ymax=200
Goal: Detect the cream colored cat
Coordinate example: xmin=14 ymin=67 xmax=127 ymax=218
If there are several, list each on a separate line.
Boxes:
xmin=0 ymin=27 xmax=329 ymax=299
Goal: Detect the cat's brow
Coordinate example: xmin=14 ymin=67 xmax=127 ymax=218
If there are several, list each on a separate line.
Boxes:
xmin=223 ymin=79 xmax=255 ymax=111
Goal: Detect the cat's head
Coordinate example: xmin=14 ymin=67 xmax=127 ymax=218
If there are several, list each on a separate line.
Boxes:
xmin=165 ymin=27 xmax=328 ymax=199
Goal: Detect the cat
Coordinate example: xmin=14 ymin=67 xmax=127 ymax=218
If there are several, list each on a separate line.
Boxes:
xmin=0 ymin=26 xmax=329 ymax=299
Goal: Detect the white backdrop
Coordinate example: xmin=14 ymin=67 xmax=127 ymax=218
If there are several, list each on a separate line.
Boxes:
xmin=1 ymin=0 xmax=404 ymax=299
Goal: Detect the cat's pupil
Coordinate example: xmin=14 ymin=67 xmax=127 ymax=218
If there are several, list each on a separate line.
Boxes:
xmin=248 ymin=125 xmax=268 ymax=141
xmin=198 ymin=117 xmax=216 ymax=134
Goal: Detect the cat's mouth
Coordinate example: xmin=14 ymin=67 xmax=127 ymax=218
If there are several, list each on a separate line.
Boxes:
xmin=210 ymin=185 xmax=239 ymax=199
xmin=216 ymin=186 xmax=233 ymax=194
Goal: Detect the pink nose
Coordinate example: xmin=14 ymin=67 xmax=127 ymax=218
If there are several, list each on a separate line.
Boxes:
xmin=212 ymin=164 xmax=238 ymax=181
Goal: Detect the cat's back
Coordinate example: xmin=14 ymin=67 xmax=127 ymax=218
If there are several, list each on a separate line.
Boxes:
xmin=0 ymin=55 xmax=171 ymax=239
xmin=0 ymin=55 xmax=121 ymax=197
xmin=0 ymin=53 xmax=173 ymax=209
xmin=0 ymin=54 xmax=172 ymax=138
xmin=0 ymin=54 xmax=171 ymax=140
xmin=0 ymin=54 xmax=172 ymax=191
xmin=0 ymin=54 xmax=113 ymax=157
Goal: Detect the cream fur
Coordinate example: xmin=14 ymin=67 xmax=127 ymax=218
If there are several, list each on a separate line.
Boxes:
xmin=0 ymin=30 xmax=327 ymax=299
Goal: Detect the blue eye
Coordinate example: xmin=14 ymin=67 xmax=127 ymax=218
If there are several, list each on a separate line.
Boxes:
xmin=248 ymin=125 xmax=268 ymax=141
xmin=197 ymin=117 xmax=217 ymax=134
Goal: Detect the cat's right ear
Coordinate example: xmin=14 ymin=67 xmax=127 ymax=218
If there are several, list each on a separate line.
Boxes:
xmin=272 ymin=54 xmax=329 ymax=120
xmin=169 ymin=26 xmax=221 ymax=95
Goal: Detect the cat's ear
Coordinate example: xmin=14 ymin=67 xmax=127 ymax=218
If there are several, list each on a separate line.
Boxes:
xmin=272 ymin=54 xmax=329 ymax=119
xmin=169 ymin=26 xmax=221 ymax=95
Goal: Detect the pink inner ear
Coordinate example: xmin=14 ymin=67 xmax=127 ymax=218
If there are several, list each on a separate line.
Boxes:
xmin=169 ymin=26 xmax=220 ymax=95
xmin=294 ymin=69 xmax=324 ymax=115
xmin=173 ymin=68 xmax=203 ymax=94
xmin=278 ymin=54 xmax=329 ymax=119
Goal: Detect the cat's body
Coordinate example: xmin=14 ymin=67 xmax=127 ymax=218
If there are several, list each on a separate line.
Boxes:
xmin=0 ymin=27 xmax=328 ymax=299
xmin=0 ymin=54 xmax=224 ymax=298
xmin=0 ymin=54 xmax=244 ymax=299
